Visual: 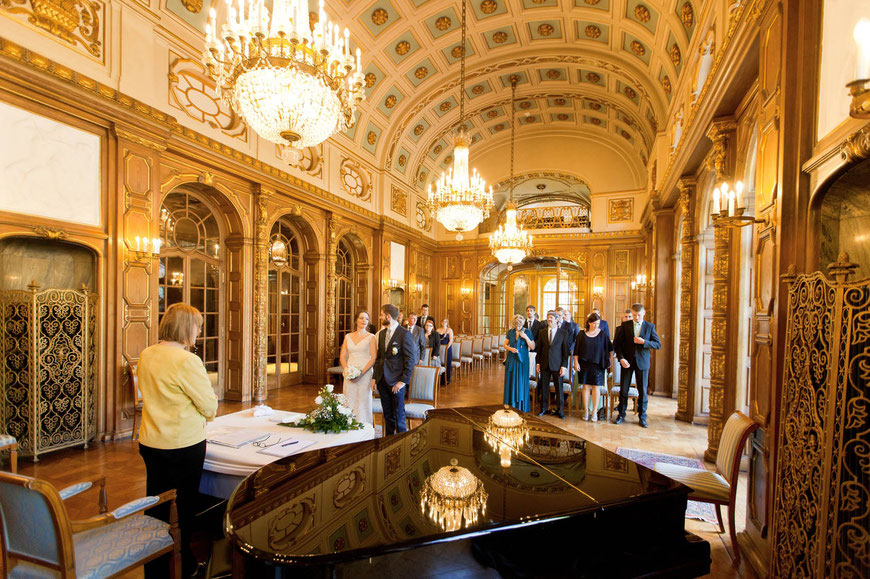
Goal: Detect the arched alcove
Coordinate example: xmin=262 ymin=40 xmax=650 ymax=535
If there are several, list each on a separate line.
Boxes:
xmin=0 ymin=236 xmax=96 ymax=291
xmin=814 ymin=158 xmax=870 ymax=274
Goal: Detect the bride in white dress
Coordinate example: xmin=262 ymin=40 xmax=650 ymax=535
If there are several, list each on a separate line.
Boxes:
xmin=339 ymin=311 xmax=377 ymax=424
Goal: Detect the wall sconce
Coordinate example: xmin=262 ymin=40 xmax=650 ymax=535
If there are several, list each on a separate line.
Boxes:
xmin=384 ymin=278 xmax=404 ymax=291
xmin=848 ymin=19 xmax=870 ymax=119
xmin=461 ymin=286 xmax=472 ymax=298
xmin=129 ymin=236 xmax=162 ymax=262
xmin=414 ymin=283 xmax=423 ymax=293
xmin=710 ymin=181 xmax=764 ymax=228
xmin=170 ymin=271 xmax=184 ymax=286
xmin=592 ymin=285 xmax=604 ymax=300
xmin=631 ymin=275 xmax=649 ymax=292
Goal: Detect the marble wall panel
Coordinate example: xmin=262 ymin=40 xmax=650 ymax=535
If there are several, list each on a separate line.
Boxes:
xmin=0 ymin=237 xmax=95 ymax=291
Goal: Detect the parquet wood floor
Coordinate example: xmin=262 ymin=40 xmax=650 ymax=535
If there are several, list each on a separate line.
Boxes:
xmin=10 ymin=361 xmax=757 ymax=578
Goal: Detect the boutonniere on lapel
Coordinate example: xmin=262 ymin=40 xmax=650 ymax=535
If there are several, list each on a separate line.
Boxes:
xmin=391 ymin=345 xmax=399 ymax=355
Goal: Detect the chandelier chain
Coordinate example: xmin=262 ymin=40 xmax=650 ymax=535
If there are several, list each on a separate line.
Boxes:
xmin=509 ymin=78 xmax=516 ymax=202
xmin=459 ymin=0 xmax=467 ymax=125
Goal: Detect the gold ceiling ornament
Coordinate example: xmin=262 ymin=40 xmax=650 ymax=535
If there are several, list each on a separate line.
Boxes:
xmin=519 ymin=101 xmax=531 ymax=109
xmin=494 ymin=123 xmax=505 ymax=130
xmin=415 ymin=66 xmax=429 ymax=79
xmin=630 ymin=40 xmax=645 ymax=57
xmin=490 ymin=76 xmax=533 ymax=267
xmin=414 ymin=124 xmax=425 ymax=135
xmin=584 ymin=25 xmax=601 ymax=39
xmin=620 ymin=130 xmax=631 ymax=140
xmin=586 ymin=72 xmax=600 ymax=83
xmin=444 ymin=155 xmax=453 ymax=164
xmin=371 ymin=8 xmax=388 ymax=25
xmin=398 ymin=154 xmax=407 ymax=166
xmin=452 ymin=45 xmax=464 ymax=58
xmin=670 ymin=43 xmax=682 ymax=66
xmin=624 ymin=86 xmax=637 ymax=100
xmin=634 ymin=4 xmax=651 ymax=23
xmin=557 ymin=113 xmax=568 ymax=120
xmin=588 ymin=101 xmax=602 ymax=110
xmin=492 ymin=31 xmax=508 ymax=43
xmin=480 ymin=0 xmax=497 ymax=14
xmin=471 ymin=84 xmax=484 ymax=94
xmin=364 ymin=72 xmax=376 ymax=88
xmin=366 ymin=131 xmax=377 ymax=145
xmin=680 ymin=2 xmax=694 ymax=27
xmin=203 ymin=0 xmax=365 ymax=149
xmin=427 ymin=0 xmax=493 ymax=241
xmin=435 ymin=16 xmax=451 ymax=30
xmin=181 ymin=0 xmax=202 ymax=14
xmin=434 ymin=144 xmax=443 ymax=154
xmin=546 ymin=69 xmax=560 ymax=79
xmin=1 ymin=0 xmax=103 ymax=57
xmin=420 ymin=458 xmax=488 ymax=532
xmin=484 ymin=406 xmax=530 ymax=467
xmin=395 ymin=40 xmax=411 ymax=55
xmin=537 ymin=23 xmax=554 ymax=37
xmin=554 ymin=97 xmax=567 ymax=105
xmin=525 ymin=116 xmax=536 ymax=123
xmin=661 ymin=75 xmax=672 ymax=95
xmin=440 ymin=101 xmax=452 ymax=111
xmin=590 ymin=117 xmax=601 ymax=125
xmin=584 ymin=0 xmax=600 ymax=4
xmin=487 ymin=109 xmax=498 ymax=117
xmin=384 ymin=94 xmax=397 ymax=108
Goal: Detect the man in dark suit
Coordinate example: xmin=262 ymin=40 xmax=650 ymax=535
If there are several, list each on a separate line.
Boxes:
xmin=535 ymin=311 xmax=571 ymax=419
xmin=613 ymin=303 xmax=661 ymax=428
xmin=372 ymin=304 xmax=418 ymax=435
xmin=416 ymin=304 xmax=433 ymax=329
xmin=524 ymin=306 xmax=544 ymax=345
xmin=592 ymin=308 xmax=610 ymax=339
xmin=407 ymin=313 xmax=427 ymax=362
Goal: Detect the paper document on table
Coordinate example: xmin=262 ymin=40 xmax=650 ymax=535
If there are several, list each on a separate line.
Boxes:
xmin=257 ymin=438 xmax=315 ymax=458
xmin=207 ymin=429 xmax=270 ymax=448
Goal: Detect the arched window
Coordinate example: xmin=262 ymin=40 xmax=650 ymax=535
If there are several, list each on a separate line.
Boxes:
xmin=267 ymin=219 xmax=304 ymax=387
xmin=335 ymin=239 xmax=354 ymax=350
xmin=158 ymin=190 xmax=223 ymax=388
xmin=542 ymin=277 xmax=576 ymax=313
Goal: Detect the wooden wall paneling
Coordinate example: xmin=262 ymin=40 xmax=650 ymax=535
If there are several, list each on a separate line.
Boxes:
xmin=652 ymin=208 xmax=675 ymax=396
xmin=676 ymin=178 xmax=697 ymax=421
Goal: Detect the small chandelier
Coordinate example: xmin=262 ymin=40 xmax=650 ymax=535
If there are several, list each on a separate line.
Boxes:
xmin=484 ymin=405 xmax=530 ymax=467
xmin=427 ymin=0 xmax=493 ymax=240
xmin=489 ymin=76 xmax=533 ymax=268
xmin=420 ymin=458 xmax=488 ymax=531
xmin=203 ymin=0 xmax=365 ymax=150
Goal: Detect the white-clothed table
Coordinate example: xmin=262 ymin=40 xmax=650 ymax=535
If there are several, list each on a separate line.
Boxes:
xmin=200 ymin=408 xmax=375 ymax=499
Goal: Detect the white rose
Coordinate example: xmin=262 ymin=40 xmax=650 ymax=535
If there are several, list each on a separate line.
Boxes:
xmin=315 ymin=395 xmax=323 ymax=405
xmin=326 ymin=384 xmax=334 ymax=393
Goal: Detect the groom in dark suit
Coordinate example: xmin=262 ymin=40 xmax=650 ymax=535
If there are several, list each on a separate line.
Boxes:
xmin=372 ymin=304 xmax=418 ymax=435
xmin=613 ymin=303 xmax=661 ymax=428
xmin=535 ymin=311 xmax=571 ymax=419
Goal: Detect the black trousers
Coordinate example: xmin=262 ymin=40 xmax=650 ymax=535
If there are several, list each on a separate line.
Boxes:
xmin=139 ymin=439 xmax=207 ymax=576
xmin=538 ymin=367 xmax=564 ymax=414
xmin=618 ymin=364 xmax=649 ymax=420
xmin=377 ymin=377 xmax=407 ymax=435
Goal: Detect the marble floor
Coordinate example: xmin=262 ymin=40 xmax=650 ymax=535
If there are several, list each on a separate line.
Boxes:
xmin=10 ymin=361 xmax=757 ymax=578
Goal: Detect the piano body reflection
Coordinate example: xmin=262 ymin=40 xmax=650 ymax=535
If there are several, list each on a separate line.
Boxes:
xmin=224 ymin=406 xmax=710 ymax=577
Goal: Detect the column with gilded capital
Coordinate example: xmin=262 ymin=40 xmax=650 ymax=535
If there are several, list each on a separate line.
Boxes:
xmin=675 ymin=177 xmax=697 ymax=422
xmin=325 ymin=213 xmax=340 ymax=373
xmin=252 ymin=188 xmax=271 ymax=403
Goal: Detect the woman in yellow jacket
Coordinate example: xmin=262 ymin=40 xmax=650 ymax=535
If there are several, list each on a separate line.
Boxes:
xmin=137 ymin=303 xmax=218 ymax=576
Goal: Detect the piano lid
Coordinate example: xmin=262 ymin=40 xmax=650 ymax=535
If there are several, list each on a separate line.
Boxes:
xmin=224 ymin=405 xmax=685 ymax=566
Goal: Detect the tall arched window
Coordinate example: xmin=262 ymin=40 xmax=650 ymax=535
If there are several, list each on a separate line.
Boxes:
xmin=542 ymin=277 xmax=577 ymax=313
xmin=267 ymin=219 xmax=303 ymax=387
xmin=335 ymin=239 xmax=354 ymax=350
xmin=158 ymin=190 xmax=223 ymax=391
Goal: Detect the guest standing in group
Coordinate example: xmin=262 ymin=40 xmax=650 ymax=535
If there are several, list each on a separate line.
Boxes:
xmin=372 ymin=304 xmax=417 ymax=435
xmin=137 ymin=303 xmax=218 ymax=577
xmin=407 ymin=312 xmax=427 ymax=361
xmin=524 ymin=305 xmax=545 ymax=344
xmin=574 ymin=312 xmax=613 ymax=422
xmin=424 ymin=319 xmax=441 ymax=367
xmin=613 ymin=303 xmax=661 ymax=428
xmin=417 ymin=303 xmax=433 ymax=328
xmin=437 ymin=318 xmax=454 ymax=385
xmin=339 ymin=311 xmax=377 ymax=424
xmin=535 ymin=311 xmax=571 ymax=418
xmin=591 ymin=308 xmax=610 ymax=338
xmin=503 ymin=314 xmax=535 ymax=412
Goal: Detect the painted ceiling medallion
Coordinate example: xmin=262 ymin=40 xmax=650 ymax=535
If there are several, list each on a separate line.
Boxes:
xmin=634 ymin=4 xmax=651 ymax=23
xmin=452 ymin=46 xmax=464 ymax=58
xmin=537 ymin=24 xmax=554 ymax=37
xmin=493 ymin=31 xmax=508 ymax=43
xmin=440 ymin=101 xmax=452 ymax=111
xmin=630 ymin=40 xmax=645 ymax=57
xmin=494 ymin=124 xmax=505 ymax=131
xmin=525 ymin=116 xmax=536 ymax=123
xmin=487 ymin=110 xmax=499 ymax=118
xmin=547 ymin=69 xmax=561 ymax=79
xmin=367 ymin=131 xmax=377 ymax=145
xmin=414 ymin=124 xmax=425 ymax=135
xmin=624 ymin=86 xmax=637 ymax=100
xmin=519 ymin=101 xmax=532 ymax=109
xmin=395 ymin=40 xmax=411 ymax=55
xmin=586 ymin=72 xmax=600 ymax=83
xmin=589 ymin=102 xmax=602 ymax=110
xmin=371 ymin=8 xmax=389 ymax=25
xmin=480 ymin=0 xmax=497 ymax=14
xmin=681 ymin=2 xmax=694 ymax=27
xmin=590 ymin=117 xmax=602 ymax=125
xmin=585 ymin=25 xmax=601 ymax=39
xmin=554 ymin=98 xmax=567 ymax=105
xmin=385 ymin=95 xmax=397 ymax=108
xmin=415 ymin=66 xmax=429 ymax=79
xmin=365 ymin=73 xmax=377 ymax=88
xmin=472 ymin=85 xmax=485 ymax=94
xmin=436 ymin=16 xmax=452 ymax=30
xmin=670 ymin=43 xmax=682 ymax=66
xmin=557 ymin=113 xmax=569 ymax=120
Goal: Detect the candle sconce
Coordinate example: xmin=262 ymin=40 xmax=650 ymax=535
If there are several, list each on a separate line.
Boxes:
xmin=848 ymin=19 xmax=870 ymax=119
xmin=383 ymin=278 xmax=404 ymax=291
xmin=710 ymin=181 xmax=765 ymax=229
xmin=460 ymin=286 xmax=473 ymax=298
xmin=128 ymin=236 xmax=162 ymax=263
xmin=592 ymin=285 xmax=604 ymax=300
xmin=631 ymin=275 xmax=650 ymax=292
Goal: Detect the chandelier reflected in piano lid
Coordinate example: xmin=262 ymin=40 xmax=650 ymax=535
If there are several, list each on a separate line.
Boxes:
xmin=202 ymin=0 xmax=365 ymax=150
xmin=484 ymin=405 xmax=530 ymax=468
xmin=427 ymin=0 xmax=492 ymax=240
xmin=420 ymin=458 xmax=488 ymax=532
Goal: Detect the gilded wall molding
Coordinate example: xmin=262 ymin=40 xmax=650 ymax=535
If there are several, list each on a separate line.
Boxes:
xmin=168 ymin=54 xmax=246 ymax=141
xmin=706 ymin=220 xmax=731 ymax=462
xmin=325 ymin=213 xmax=340 ymax=370
xmin=675 ymin=177 xmax=696 ymax=422
xmin=113 ymin=126 xmax=168 ymax=152
xmin=252 ymin=188 xmax=271 ymax=402
xmin=841 ymin=124 xmax=870 ymax=164
xmin=0 ymin=0 xmax=103 ymax=58
xmin=31 ymin=225 xmax=69 ymax=239
xmin=705 ymin=119 xmax=738 ymax=180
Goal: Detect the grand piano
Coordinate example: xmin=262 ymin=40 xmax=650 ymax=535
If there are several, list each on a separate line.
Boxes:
xmin=223 ymin=406 xmax=710 ymax=577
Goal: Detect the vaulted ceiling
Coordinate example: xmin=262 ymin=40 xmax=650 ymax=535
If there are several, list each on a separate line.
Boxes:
xmin=329 ymin=0 xmax=700 ymax=197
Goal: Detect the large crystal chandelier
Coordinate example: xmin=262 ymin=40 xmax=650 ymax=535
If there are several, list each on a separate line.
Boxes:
xmin=203 ymin=0 xmax=365 ymax=149
xmin=484 ymin=405 xmax=530 ymax=467
xmin=489 ymin=76 xmax=533 ymax=267
xmin=427 ymin=0 xmax=492 ymax=240
xmin=420 ymin=458 xmax=488 ymax=531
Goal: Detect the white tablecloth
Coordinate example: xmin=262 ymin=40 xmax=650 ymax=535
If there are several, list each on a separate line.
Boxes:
xmin=200 ymin=408 xmax=375 ymax=498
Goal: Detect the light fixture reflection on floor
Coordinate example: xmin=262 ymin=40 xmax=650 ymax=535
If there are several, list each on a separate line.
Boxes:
xmin=485 ymin=405 xmax=530 ymax=468
xmin=420 ymin=458 xmax=487 ymax=531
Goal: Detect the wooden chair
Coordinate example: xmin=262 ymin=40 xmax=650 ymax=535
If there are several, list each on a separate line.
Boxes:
xmin=450 ymin=342 xmax=462 ymax=382
xmin=404 ymin=365 xmax=440 ymax=429
xmin=418 ymin=347 xmax=432 ymax=366
xmin=654 ymin=412 xmax=759 ymax=564
xmin=0 ymin=434 xmax=16 ymax=474
xmin=0 ymin=471 xmax=181 ymax=578
xmin=471 ymin=338 xmax=485 ymax=370
xmin=127 ymin=362 xmax=143 ymax=441
xmin=481 ymin=336 xmax=493 ymax=365
xmin=459 ymin=340 xmax=474 ymax=373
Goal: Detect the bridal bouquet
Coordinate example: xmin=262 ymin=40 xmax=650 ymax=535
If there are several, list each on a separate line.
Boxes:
xmin=282 ymin=385 xmax=364 ymax=433
xmin=343 ymin=365 xmax=361 ymax=380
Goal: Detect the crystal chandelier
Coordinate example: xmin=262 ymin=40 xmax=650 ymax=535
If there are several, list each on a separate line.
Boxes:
xmin=420 ymin=458 xmax=488 ymax=531
xmin=203 ymin=0 xmax=365 ymax=149
xmin=484 ymin=405 xmax=530 ymax=467
xmin=427 ymin=0 xmax=492 ymax=240
xmin=489 ymin=77 xmax=533 ymax=267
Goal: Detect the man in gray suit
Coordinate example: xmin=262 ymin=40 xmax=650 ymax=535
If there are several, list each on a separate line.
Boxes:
xmin=407 ymin=313 xmax=427 ymax=362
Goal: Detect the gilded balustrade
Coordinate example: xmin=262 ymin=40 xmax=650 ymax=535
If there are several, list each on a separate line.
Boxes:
xmin=516 ymin=206 xmax=590 ymax=230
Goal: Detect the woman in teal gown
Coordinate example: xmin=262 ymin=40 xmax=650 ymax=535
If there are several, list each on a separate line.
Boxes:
xmin=503 ymin=314 xmax=536 ymax=412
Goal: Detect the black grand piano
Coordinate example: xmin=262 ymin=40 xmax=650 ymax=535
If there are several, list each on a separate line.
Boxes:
xmin=223 ymin=406 xmax=710 ymax=577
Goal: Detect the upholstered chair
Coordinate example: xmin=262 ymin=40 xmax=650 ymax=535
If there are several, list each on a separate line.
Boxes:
xmin=0 ymin=434 xmax=15 ymax=473
xmin=404 ymin=365 xmax=440 ymax=428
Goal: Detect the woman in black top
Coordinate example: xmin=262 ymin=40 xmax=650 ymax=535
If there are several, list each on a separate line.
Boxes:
xmin=573 ymin=312 xmax=613 ymax=422
xmin=424 ymin=319 xmax=441 ymax=366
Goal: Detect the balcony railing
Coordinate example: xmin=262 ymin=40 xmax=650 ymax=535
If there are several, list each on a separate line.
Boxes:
xmin=517 ymin=205 xmax=591 ymax=230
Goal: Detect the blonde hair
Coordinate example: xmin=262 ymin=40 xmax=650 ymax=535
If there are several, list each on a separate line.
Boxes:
xmin=512 ymin=314 xmax=525 ymax=327
xmin=159 ymin=303 xmax=203 ymax=346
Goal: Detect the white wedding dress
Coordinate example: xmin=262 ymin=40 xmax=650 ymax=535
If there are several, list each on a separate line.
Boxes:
xmin=344 ymin=333 xmax=375 ymax=424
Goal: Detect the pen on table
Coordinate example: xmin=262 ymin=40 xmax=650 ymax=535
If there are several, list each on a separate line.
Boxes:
xmin=281 ymin=441 xmax=299 ymax=447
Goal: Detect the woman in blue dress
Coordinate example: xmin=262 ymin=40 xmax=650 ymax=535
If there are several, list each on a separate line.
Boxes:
xmin=437 ymin=318 xmax=454 ymax=385
xmin=503 ymin=314 xmax=536 ymax=412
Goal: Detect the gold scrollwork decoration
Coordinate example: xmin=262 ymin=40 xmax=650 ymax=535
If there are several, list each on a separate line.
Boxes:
xmin=842 ymin=125 xmax=870 ymax=164
xmin=32 ymin=226 xmax=69 ymax=239
xmin=1 ymin=0 xmax=102 ymax=57
xmin=168 ymin=55 xmax=246 ymax=141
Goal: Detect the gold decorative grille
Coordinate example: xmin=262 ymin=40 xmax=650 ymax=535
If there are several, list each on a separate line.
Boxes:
xmin=516 ymin=205 xmax=591 ymax=230
xmin=0 ymin=283 xmax=97 ymax=459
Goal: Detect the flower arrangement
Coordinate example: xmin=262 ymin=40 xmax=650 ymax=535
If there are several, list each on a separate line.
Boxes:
xmin=282 ymin=385 xmax=364 ymax=433
xmin=343 ymin=365 xmax=361 ymax=380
